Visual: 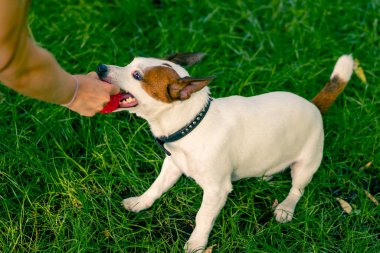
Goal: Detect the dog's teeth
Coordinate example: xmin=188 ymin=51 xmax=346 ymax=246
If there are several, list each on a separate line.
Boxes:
xmin=120 ymin=97 xmax=136 ymax=105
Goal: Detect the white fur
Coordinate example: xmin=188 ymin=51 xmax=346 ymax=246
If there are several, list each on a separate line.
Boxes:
xmin=330 ymin=54 xmax=354 ymax=81
xmin=105 ymin=57 xmax=326 ymax=252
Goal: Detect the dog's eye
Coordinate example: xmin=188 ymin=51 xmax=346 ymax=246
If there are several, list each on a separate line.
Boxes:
xmin=132 ymin=71 xmax=143 ymax=81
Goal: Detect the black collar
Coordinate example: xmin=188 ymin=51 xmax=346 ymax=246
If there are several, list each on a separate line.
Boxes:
xmin=154 ymin=97 xmax=213 ymax=156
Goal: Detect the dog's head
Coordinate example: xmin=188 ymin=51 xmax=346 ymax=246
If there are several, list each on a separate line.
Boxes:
xmin=96 ymin=53 xmax=214 ymax=118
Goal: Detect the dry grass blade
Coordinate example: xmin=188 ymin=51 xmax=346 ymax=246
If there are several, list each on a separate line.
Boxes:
xmin=272 ymin=199 xmax=279 ymax=209
xmin=204 ymin=244 xmax=217 ymax=253
xmin=103 ymin=230 xmax=111 ymax=238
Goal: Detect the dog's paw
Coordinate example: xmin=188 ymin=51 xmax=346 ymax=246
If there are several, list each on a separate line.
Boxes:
xmin=184 ymin=241 xmax=205 ymax=253
xmin=261 ymin=175 xmax=273 ymax=182
xmin=184 ymin=235 xmax=208 ymax=253
xmin=274 ymin=204 xmax=294 ymax=223
xmin=122 ymin=196 xmax=151 ymax=212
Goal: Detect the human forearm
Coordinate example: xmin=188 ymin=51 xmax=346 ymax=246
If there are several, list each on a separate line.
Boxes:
xmin=0 ymin=0 xmax=76 ymax=104
xmin=1 ymin=36 xmax=121 ymax=116
xmin=1 ymin=38 xmax=76 ymax=104
xmin=0 ymin=0 xmax=120 ymax=116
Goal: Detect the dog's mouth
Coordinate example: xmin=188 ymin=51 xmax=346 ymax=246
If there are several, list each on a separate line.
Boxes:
xmin=119 ymin=91 xmax=138 ymax=108
xmin=99 ymin=89 xmax=138 ymax=114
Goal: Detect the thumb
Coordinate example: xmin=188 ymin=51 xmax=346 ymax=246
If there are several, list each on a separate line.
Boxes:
xmin=87 ymin=71 xmax=99 ymax=79
xmin=84 ymin=72 xmax=120 ymax=95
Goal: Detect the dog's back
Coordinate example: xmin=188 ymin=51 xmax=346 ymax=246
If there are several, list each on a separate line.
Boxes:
xmin=200 ymin=91 xmax=324 ymax=181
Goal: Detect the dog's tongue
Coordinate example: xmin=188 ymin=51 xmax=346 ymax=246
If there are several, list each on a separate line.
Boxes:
xmin=99 ymin=93 xmax=122 ymax=114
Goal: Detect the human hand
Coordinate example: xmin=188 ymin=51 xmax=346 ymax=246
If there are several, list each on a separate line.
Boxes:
xmin=65 ymin=72 xmax=120 ymax=116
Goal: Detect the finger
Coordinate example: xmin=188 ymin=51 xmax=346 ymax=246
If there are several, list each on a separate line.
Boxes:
xmin=85 ymin=112 xmax=96 ymax=117
xmin=76 ymin=109 xmax=94 ymax=117
xmin=103 ymin=82 xmax=120 ymax=95
xmin=87 ymin=71 xmax=100 ymax=79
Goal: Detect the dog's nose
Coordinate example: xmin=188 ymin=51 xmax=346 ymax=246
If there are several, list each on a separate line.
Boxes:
xmin=96 ymin=64 xmax=108 ymax=79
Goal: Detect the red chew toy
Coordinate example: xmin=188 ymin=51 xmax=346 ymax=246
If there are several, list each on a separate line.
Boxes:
xmin=99 ymin=93 xmax=122 ymax=114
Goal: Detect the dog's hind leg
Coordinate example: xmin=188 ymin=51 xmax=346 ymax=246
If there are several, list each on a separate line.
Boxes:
xmin=274 ymin=147 xmax=323 ymax=223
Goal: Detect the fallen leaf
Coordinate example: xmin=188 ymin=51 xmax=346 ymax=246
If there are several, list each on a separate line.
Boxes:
xmin=205 ymin=244 xmax=216 ymax=253
xmin=336 ymin=197 xmax=352 ymax=214
xmin=359 ymin=161 xmax=372 ymax=171
xmin=365 ymin=190 xmax=379 ymax=206
xmin=353 ymin=59 xmax=367 ymax=84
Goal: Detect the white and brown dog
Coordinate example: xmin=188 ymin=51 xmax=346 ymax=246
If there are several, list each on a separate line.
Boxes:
xmin=96 ymin=53 xmax=354 ymax=252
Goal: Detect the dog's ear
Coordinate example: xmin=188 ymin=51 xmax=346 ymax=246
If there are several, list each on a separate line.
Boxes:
xmin=163 ymin=52 xmax=205 ymax=67
xmin=169 ymin=76 xmax=214 ymax=101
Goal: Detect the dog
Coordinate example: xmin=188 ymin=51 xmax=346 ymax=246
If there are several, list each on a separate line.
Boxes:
xmin=96 ymin=53 xmax=354 ymax=252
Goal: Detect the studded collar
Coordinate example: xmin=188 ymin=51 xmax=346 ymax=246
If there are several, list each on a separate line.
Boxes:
xmin=154 ymin=97 xmax=213 ymax=156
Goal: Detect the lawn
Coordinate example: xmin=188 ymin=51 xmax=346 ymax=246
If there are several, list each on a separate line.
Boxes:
xmin=0 ymin=0 xmax=379 ymax=252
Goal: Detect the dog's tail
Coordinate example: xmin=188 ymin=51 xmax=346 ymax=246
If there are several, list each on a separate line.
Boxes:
xmin=312 ymin=55 xmax=354 ymax=113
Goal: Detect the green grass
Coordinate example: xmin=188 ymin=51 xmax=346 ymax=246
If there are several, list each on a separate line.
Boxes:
xmin=1 ymin=0 xmax=379 ymax=252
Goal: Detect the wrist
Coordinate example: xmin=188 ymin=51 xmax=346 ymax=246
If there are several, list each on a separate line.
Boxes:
xmin=61 ymin=76 xmax=79 ymax=107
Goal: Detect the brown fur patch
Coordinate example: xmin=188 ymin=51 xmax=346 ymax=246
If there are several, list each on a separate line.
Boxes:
xmin=141 ymin=66 xmax=213 ymax=103
xmin=312 ymin=75 xmax=348 ymax=113
xmin=141 ymin=66 xmax=180 ymax=103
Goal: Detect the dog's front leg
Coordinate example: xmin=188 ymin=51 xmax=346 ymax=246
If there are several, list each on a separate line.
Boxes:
xmin=185 ymin=183 xmax=232 ymax=253
xmin=123 ymin=157 xmax=182 ymax=212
